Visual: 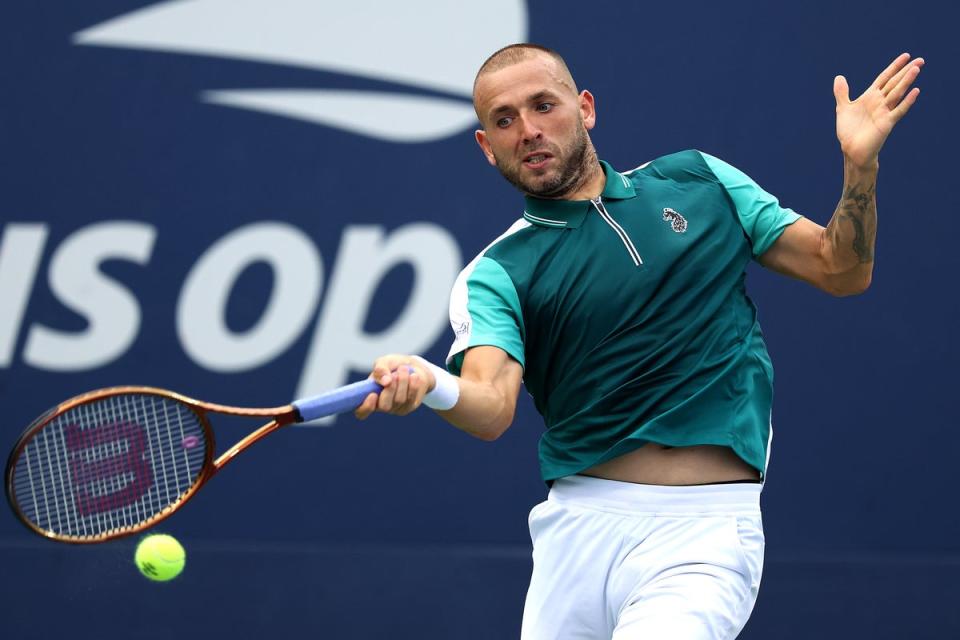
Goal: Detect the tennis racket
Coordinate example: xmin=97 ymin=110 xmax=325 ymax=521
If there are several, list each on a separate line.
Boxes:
xmin=5 ymin=377 xmax=389 ymax=544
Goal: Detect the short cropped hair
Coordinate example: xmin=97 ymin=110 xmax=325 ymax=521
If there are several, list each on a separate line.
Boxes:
xmin=472 ymin=43 xmax=578 ymax=102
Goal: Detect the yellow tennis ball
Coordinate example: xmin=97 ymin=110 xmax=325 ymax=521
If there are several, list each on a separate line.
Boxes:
xmin=135 ymin=534 xmax=185 ymax=582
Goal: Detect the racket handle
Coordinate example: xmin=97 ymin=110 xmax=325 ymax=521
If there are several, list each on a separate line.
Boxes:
xmin=292 ymin=367 xmax=414 ymax=422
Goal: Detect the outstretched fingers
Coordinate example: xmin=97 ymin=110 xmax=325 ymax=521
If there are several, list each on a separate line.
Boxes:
xmin=890 ymin=86 xmax=921 ymax=123
xmin=872 ymin=52 xmax=912 ymax=91
xmin=881 ymin=57 xmax=920 ymax=96
xmin=885 ymin=59 xmax=923 ymax=105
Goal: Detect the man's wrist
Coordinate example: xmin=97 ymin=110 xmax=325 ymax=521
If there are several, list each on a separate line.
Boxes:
xmin=412 ymin=356 xmax=460 ymax=410
xmin=843 ymin=153 xmax=880 ymax=176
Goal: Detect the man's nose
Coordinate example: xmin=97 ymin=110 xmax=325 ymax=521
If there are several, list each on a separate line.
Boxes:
xmin=519 ymin=115 xmax=543 ymax=143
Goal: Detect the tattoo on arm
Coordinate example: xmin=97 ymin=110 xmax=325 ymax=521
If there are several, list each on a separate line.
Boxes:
xmin=830 ymin=182 xmax=877 ymax=264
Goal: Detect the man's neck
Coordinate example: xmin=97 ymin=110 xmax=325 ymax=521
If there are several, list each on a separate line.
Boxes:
xmin=561 ymin=164 xmax=605 ymax=200
xmin=556 ymin=149 xmax=605 ymax=201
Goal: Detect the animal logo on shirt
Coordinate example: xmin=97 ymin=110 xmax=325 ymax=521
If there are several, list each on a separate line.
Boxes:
xmin=662 ymin=208 xmax=688 ymax=233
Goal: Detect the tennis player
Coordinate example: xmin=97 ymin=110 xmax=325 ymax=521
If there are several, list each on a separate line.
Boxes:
xmin=355 ymin=44 xmax=922 ymax=639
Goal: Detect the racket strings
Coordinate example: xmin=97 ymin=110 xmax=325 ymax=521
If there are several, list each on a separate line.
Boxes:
xmin=10 ymin=394 xmax=209 ymax=540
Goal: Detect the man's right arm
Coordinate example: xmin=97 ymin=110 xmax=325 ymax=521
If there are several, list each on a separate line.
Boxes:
xmin=353 ymin=346 xmax=523 ymax=441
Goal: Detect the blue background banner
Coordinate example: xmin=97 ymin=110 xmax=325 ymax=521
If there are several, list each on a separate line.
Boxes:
xmin=1 ymin=1 xmax=956 ymax=638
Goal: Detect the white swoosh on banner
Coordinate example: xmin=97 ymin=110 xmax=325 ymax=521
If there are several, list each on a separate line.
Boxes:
xmin=73 ymin=0 xmax=528 ymax=142
xmin=203 ymin=90 xmax=480 ymax=143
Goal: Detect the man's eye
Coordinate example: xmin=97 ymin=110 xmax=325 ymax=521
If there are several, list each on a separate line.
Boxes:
xmin=536 ymin=103 xmax=553 ymax=113
xmin=497 ymin=117 xmax=513 ymax=128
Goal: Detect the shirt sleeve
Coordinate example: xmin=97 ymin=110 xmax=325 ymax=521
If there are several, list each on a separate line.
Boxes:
xmin=445 ymin=256 xmax=525 ymax=376
xmin=699 ymin=151 xmax=802 ymax=257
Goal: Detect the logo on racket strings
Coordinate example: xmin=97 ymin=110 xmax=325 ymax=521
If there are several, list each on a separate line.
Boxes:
xmin=66 ymin=422 xmax=154 ymax=517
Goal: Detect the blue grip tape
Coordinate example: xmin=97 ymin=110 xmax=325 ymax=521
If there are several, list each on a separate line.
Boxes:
xmin=292 ymin=367 xmax=413 ymax=422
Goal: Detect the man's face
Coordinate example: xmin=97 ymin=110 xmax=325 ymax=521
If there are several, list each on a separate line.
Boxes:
xmin=474 ymin=55 xmax=596 ymax=198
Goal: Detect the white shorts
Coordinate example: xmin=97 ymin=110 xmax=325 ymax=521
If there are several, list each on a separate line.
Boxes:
xmin=521 ymin=475 xmax=764 ymax=640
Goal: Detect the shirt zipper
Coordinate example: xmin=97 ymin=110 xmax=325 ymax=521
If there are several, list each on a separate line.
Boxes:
xmin=590 ymin=197 xmax=643 ymax=266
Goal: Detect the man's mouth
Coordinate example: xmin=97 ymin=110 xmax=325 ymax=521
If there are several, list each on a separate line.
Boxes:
xmin=523 ymin=152 xmax=552 ymax=167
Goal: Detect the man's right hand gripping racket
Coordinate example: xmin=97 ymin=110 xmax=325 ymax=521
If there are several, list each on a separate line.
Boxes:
xmin=5 ymin=378 xmax=393 ymax=544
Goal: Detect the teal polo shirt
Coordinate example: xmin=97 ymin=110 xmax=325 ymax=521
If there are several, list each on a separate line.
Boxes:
xmin=446 ymin=149 xmax=800 ymax=482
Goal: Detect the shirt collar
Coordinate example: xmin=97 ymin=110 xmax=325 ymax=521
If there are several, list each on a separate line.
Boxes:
xmin=522 ymin=160 xmax=636 ymax=229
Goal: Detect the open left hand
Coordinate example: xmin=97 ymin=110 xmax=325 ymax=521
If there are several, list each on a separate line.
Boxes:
xmin=834 ymin=53 xmax=923 ymax=169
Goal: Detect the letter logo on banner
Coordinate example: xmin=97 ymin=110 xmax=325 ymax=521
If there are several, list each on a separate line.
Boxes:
xmin=23 ymin=222 xmax=156 ymax=371
xmin=0 ymin=224 xmax=48 ymax=367
xmin=177 ymin=222 xmax=323 ymax=372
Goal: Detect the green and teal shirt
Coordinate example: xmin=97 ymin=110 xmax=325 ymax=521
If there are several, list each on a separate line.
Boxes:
xmin=446 ymin=150 xmax=800 ymax=482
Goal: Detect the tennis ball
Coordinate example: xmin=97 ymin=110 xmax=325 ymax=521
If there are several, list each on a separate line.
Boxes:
xmin=135 ymin=533 xmax=185 ymax=582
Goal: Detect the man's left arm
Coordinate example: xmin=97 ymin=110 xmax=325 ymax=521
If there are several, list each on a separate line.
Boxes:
xmin=760 ymin=53 xmax=923 ymax=296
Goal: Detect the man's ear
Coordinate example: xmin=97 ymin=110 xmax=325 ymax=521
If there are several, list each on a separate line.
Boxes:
xmin=580 ymin=90 xmax=597 ymax=131
xmin=475 ymin=129 xmax=497 ymax=166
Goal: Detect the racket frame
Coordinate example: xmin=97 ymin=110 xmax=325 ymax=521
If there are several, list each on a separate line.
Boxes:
xmin=5 ymin=386 xmax=300 ymax=544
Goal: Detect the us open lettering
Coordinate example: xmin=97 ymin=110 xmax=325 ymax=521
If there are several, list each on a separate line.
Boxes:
xmin=0 ymin=221 xmax=461 ymax=423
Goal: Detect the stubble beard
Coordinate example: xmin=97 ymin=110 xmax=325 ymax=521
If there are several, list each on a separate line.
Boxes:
xmin=495 ymin=124 xmax=597 ymax=199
